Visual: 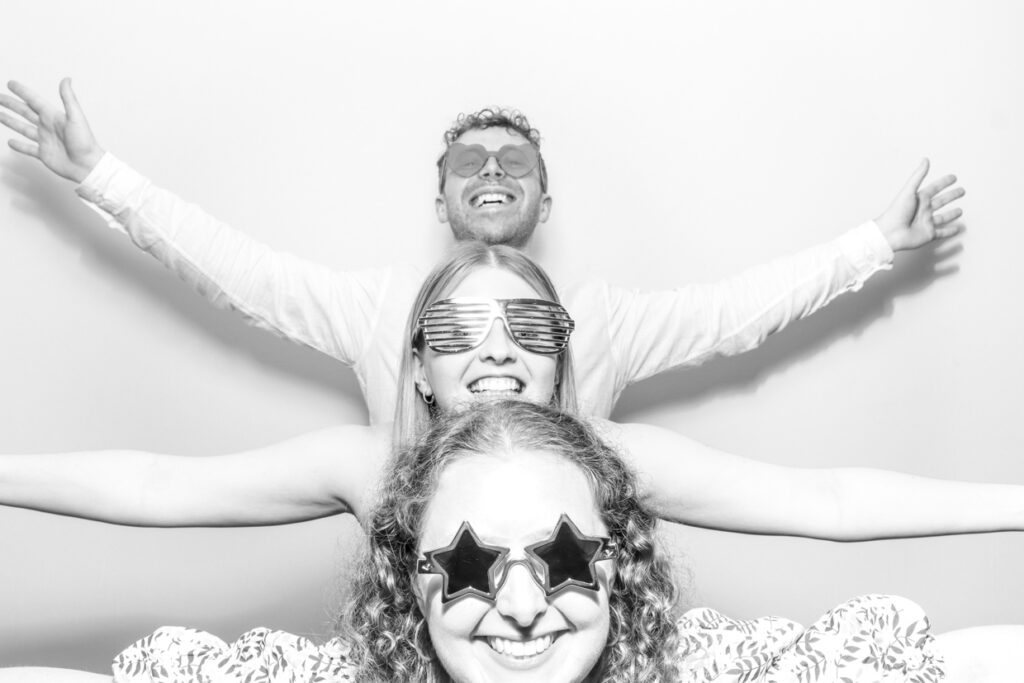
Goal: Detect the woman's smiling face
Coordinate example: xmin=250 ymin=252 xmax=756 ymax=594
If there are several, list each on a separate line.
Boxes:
xmin=413 ymin=266 xmax=560 ymax=410
xmin=416 ymin=448 xmax=613 ymax=683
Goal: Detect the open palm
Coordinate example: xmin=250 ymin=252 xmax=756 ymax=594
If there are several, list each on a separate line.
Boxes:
xmin=876 ymin=159 xmax=965 ymax=252
xmin=0 ymin=78 xmax=104 ymax=183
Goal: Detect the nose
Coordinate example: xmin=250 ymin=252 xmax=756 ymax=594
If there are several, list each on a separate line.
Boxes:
xmin=494 ymin=563 xmax=547 ymax=628
xmin=479 ymin=154 xmax=505 ymax=180
xmin=477 ymin=319 xmax=516 ymax=364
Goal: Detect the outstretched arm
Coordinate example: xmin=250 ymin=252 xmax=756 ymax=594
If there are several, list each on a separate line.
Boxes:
xmin=0 ymin=79 xmax=389 ymax=374
xmin=605 ymin=161 xmax=965 ymax=386
xmin=605 ymin=420 xmax=1023 ymax=541
xmin=0 ymin=424 xmax=388 ymax=527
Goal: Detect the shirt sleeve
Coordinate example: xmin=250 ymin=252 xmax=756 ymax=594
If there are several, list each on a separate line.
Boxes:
xmin=75 ymin=153 xmax=385 ymax=365
xmin=605 ymin=222 xmax=894 ymax=384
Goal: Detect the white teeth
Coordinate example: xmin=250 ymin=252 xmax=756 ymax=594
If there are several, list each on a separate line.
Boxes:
xmin=472 ymin=192 xmax=511 ymax=208
xmin=469 ymin=377 xmax=522 ymax=394
xmin=486 ymin=634 xmax=554 ymax=658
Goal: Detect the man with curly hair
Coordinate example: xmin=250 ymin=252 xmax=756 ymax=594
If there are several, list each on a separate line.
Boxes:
xmin=0 ymin=81 xmax=966 ymax=422
xmin=433 ymin=108 xmax=551 ymax=247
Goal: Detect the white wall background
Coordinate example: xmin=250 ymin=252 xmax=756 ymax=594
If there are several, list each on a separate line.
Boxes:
xmin=1 ymin=0 xmax=1022 ymax=672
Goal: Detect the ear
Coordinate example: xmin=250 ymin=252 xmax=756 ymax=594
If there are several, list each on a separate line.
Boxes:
xmin=435 ymin=196 xmax=449 ymax=224
xmin=538 ymin=194 xmax=552 ymax=223
xmin=412 ymin=348 xmax=434 ymax=401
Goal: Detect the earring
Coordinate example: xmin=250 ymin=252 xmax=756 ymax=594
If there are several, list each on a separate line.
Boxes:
xmin=422 ymin=392 xmax=436 ymax=406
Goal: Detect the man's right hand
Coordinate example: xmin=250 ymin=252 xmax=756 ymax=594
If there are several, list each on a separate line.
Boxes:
xmin=0 ymin=78 xmax=105 ymax=183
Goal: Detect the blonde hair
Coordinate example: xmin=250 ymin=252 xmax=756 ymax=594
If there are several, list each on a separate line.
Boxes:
xmin=393 ymin=242 xmax=577 ymax=447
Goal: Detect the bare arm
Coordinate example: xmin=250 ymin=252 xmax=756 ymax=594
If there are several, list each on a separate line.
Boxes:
xmin=605 ymin=420 xmax=1024 ymax=541
xmin=0 ymin=424 xmax=389 ymax=527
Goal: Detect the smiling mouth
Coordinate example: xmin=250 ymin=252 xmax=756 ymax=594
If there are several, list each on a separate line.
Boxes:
xmin=469 ymin=377 xmax=523 ymax=395
xmin=471 ymin=192 xmax=515 ymax=208
xmin=486 ymin=633 xmax=555 ymax=658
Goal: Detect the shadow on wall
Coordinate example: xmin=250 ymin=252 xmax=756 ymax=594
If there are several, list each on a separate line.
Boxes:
xmin=3 ymin=600 xmax=333 ymax=675
xmin=7 ymin=621 xmax=188 ymax=674
xmin=614 ymin=240 xmax=961 ymax=419
xmin=2 ymin=160 xmax=362 ymax=407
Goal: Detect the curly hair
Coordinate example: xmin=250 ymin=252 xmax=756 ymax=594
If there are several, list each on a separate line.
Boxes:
xmin=341 ymin=401 xmax=680 ymax=682
xmin=392 ymin=241 xmax=577 ymax=449
xmin=436 ymin=107 xmax=549 ymax=193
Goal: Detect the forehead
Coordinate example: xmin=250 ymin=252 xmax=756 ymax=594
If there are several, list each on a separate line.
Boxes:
xmin=420 ymin=448 xmax=603 ymax=550
xmin=453 ymin=126 xmax=531 ymax=149
xmin=448 ymin=266 xmax=543 ymax=300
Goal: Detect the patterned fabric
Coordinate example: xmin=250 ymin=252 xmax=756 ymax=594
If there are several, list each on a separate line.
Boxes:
xmin=112 ymin=595 xmax=943 ymax=682
xmin=112 ymin=627 xmax=355 ymax=682
xmin=677 ymin=595 xmax=944 ymax=682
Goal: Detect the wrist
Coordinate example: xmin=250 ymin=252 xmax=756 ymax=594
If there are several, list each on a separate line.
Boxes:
xmin=70 ymin=147 xmax=106 ymax=183
xmin=874 ymin=213 xmax=904 ymax=252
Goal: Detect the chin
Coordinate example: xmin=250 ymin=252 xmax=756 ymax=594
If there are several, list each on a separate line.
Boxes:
xmin=444 ymin=638 xmax=599 ymax=683
xmin=448 ymin=393 xmax=524 ymax=413
xmin=452 ymin=221 xmax=536 ymax=248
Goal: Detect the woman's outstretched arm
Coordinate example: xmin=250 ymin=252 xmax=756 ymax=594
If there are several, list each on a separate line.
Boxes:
xmin=0 ymin=424 xmax=388 ymax=527
xmin=607 ymin=420 xmax=1024 ymax=540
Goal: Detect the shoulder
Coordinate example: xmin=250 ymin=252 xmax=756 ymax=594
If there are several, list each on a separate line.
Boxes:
xmin=280 ymin=423 xmax=389 ymax=462
xmin=587 ymin=419 xmax=671 ymax=452
xmin=310 ymin=422 xmax=392 ymax=486
xmin=583 ymin=419 xmax=673 ymax=460
xmin=307 ymin=423 xmax=390 ymax=449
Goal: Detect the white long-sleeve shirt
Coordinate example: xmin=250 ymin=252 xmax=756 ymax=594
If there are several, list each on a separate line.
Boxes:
xmin=77 ymin=153 xmax=893 ymax=423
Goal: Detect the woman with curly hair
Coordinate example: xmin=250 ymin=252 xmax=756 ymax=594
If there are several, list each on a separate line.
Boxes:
xmin=340 ymin=400 xmax=678 ymax=682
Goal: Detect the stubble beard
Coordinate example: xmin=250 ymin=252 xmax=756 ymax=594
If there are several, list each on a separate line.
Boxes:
xmin=449 ymin=202 xmax=541 ymax=249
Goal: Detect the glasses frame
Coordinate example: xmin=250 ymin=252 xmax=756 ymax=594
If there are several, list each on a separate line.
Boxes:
xmin=416 ymin=513 xmax=617 ymax=605
xmin=416 ymin=297 xmax=575 ymax=356
xmin=444 ymin=142 xmax=540 ymax=179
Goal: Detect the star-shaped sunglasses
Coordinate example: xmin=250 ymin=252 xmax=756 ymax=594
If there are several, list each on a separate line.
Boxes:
xmin=445 ymin=142 xmax=540 ymax=178
xmin=416 ymin=513 xmax=617 ymax=604
xmin=417 ymin=297 xmax=575 ymax=355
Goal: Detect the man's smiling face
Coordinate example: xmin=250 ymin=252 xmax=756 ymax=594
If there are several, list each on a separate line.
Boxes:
xmin=436 ymin=127 xmax=551 ymax=248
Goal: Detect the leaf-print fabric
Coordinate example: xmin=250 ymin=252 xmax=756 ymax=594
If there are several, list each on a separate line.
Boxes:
xmin=112 ymin=627 xmax=356 ymax=682
xmin=112 ymin=594 xmax=943 ymax=682
xmin=677 ymin=595 xmax=944 ymax=682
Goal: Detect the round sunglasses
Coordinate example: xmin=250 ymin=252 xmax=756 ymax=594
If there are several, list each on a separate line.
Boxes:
xmin=445 ymin=142 xmax=540 ymax=178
